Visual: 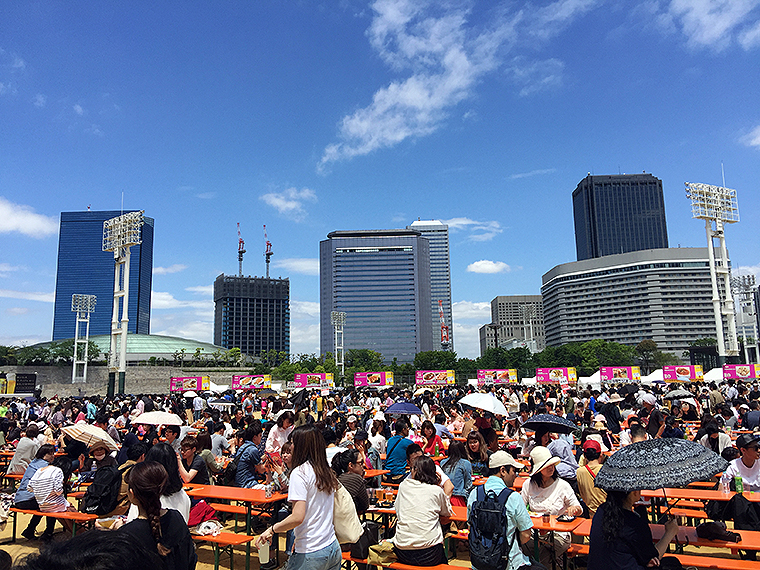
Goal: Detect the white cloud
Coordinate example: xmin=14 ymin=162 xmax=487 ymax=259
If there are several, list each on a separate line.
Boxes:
xmin=0 ymin=289 xmax=54 ymax=302
xmin=659 ymin=0 xmax=760 ymax=51
xmin=86 ymin=124 xmax=104 ymax=137
xmin=0 ymin=197 xmax=58 ymax=237
xmin=452 ymin=300 xmax=491 ymax=321
xmin=185 ymin=285 xmax=213 ymax=295
xmin=0 ymin=82 xmax=9 ymax=95
xmin=6 ymin=307 xmax=29 ymax=315
xmin=73 ymin=104 xmax=84 ymax=116
xmin=740 ymin=125 xmax=760 ymax=148
xmin=195 ymin=192 xmax=216 ymax=199
xmin=291 ymin=300 xmax=320 ymax=319
xmin=0 ymin=334 xmax=48 ymax=347
xmin=12 ymin=56 xmax=25 ymax=70
xmin=151 ymin=315 xmax=214 ymax=344
xmin=151 ymin=291 xmax=211 ymax=310
xmin=453 ymin=322 xmax=483 ymax=359
xmin=272 ymin=258 xmax=320 ymax=276
xmin=0 ymin=263 xmax=22 ymax=278
xmin=290 ymin=323 xmax=321 ymax=356
xmin=736 ymin=264 xmax=760 ymax=281
xmin=442 ymin=217 xmax=503 ymax=241
xmin=153 ymin=264 xmax=188 ymax=275
xmin=509 ymin=167 xmax=557 ymax=179
xmin=467 ymin=260 xmax=512 ymax=273
xmin=259 ymin=187 xmax=317 ymax=221
xmin=33 ymin=93 xmax=46 ymax=108
xmin=507 ymin=57 xmax=564 ymax=96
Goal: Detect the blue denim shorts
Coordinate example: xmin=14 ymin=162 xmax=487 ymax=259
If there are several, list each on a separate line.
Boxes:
xmin=286 ymin=539 xmax=341 ymax=570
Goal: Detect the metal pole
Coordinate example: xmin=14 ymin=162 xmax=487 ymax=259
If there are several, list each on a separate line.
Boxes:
xmin=119 ymin=247 xmax=131 ymax=394
xmin=705 ymin=220 xmax=726 ymax=362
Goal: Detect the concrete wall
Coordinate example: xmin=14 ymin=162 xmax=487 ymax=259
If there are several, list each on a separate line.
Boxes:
xmin=0 ymin=365 xmax=244 ymax=397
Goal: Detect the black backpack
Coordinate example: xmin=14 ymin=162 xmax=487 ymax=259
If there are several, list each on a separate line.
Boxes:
xmin=219 ymin=442 xmax=251 ymax=487
xmin=82 ymin=465 xmax=122 ymax=516
xmin=468 ymin=486 xmax=516 ymax=570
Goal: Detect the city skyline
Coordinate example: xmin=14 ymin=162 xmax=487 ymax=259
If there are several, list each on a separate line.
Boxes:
xmin=2 ymin=2 xmax=760 ymax=359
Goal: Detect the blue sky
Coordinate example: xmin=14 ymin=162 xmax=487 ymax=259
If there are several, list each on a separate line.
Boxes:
xmin=2 ymin=0 xmax=760 ymax=359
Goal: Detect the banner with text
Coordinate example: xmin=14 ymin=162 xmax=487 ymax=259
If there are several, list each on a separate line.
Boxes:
xmin=662 ymin=365 xmax=704 ymax=382
xmin=415 ymin=370 xmax=456 ymax=386
xmin=170 ymin=376 xmax=210 ymax=392
xmin=354 ymin=372 xmax=394 ymax=387
xmin=600 ymin=366 xmax=641 ymax=384
xmin=232 ymin=375 xmax=272 ymax=390
xmin=723 ymin=364 xmax=760 ymax=380
xmin=536 ymin=368 xmax=577 ymax=386
xmin=288 ymin=373 xmax=334 ymax=390
xmin=477 ymin=369 xmax=518 ymax=384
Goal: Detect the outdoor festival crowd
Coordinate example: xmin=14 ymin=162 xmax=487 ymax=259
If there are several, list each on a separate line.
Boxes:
xmin=0 ymin=378 xmax=759 ymax=570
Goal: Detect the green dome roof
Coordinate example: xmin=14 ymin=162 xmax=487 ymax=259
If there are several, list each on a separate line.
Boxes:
xmin=39 ymin=334 xmax=224 ymax=358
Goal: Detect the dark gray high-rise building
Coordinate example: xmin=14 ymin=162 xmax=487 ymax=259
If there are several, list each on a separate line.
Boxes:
xmin=320 ymin=229 xmax=433 ymax=364
xmin=213 ymin=274 xmax=290 ymax=357
xmin=52 ymin=210 xmax=154 ymax=340
xmin=573 ymin=173 xmax=668 ymax=261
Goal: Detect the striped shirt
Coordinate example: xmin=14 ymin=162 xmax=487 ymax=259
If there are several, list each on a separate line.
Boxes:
xmin=27 ymin=465 xmax=69 ymax=512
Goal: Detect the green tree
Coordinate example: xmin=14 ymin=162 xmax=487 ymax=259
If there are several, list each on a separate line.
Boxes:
xmin=0 ymin=346 xmax=18 ymax=366
xmin=414 ymin=350 xmax=457 ymax=371
xmin=636 ymin=339 xmax=658 ymax=375
xmin=345 ymin=349 xmax=384 ymax=372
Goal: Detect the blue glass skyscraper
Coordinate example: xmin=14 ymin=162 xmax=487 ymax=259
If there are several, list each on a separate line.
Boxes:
xmin=320 ymin=229 xmax=433 ymax=364
xmin=52 ymin=210 xmax=154 ymax=340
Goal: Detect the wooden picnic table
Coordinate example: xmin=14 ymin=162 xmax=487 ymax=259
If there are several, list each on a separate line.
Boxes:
xmin=642 ymin=488 xmax=760 ymax=503
xmin=364 ymin=469 xmax=389 ymax=479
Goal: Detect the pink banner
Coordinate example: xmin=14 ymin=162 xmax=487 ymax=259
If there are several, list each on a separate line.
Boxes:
xmin=415 ymin=370 xmax=455 ymax=386
xmin=477 ymin=370 xmax=517 ymax=384
xmin=535 ymin=368 xmax=577 ymax=384
xmin=288 ymin=373 xmax=334 ymax=389
xmin=169 ymin=377 xmax=209 ymax=392
xmin=599 ymin=366 xmax=641 ymax=383
xmin=232 ymin=375 xmax=272 ymax=390
xmin=662 ymin=365 xmax=704 ymax=381
xmin=723 ymin=365 xmax=759 ymax=380
xmin=354 ymin=372 xmax=394 ymax=387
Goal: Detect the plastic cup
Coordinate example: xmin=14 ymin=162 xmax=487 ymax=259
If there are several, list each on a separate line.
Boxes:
xmin=542 ymin=513 xmax=550 ymax=524
xmin=258 ymin=541 xmax=270 ymax=565
xmin=385 ymin=491 xmax=394 ymax=502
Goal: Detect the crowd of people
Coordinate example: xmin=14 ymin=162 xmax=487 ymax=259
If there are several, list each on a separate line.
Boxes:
xmin=0 ymin=377 xmax=757 ymax=570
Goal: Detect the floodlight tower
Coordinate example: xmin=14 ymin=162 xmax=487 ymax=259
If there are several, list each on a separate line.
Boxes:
xmin=71 ymin=294 xmax=96 ymax=384
xmin=331 ymin=311 xmax=346 ymax=378
xmin=731 ymin=274 xmax=759 ymax=363
xmin=102 ymin=210 xmax=144 ymax=396
xmin=685 ymin=182 xmax=740 ymax=363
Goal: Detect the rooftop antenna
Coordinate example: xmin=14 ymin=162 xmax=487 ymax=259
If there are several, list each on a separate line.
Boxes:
xmin=264 ymin=225 xmax=273 ymax=278
xmin=237 ymin=223 xmax=245 ymax=277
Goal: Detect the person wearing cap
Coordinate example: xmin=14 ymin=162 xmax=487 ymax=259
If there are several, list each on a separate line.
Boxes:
xmin=521 ymin=446 xmax=582 ymax=565
xmin=720 ymin=433 xmax=760 ymax=492
xmin=467 ymin=451 xmax=532 ymax=570
xmin=576 ymin=439 xmax=606 ymax=518
xmin=639 ymin=393 xmax=665 ymax=439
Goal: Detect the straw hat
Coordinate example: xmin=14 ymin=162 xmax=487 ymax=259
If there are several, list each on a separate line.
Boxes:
xmin=529 ymin=446 xmax=561 ymax=476
xmin=585 ymin=433 xmax=609 ymax=452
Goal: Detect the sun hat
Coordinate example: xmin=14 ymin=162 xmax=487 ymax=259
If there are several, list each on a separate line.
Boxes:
xmin=585 ymin=434 xmax=609 ymax=452
xmin=641 ymin=393 xmax=657 ymax=406
xmin=373 ymin=411 xmax=386 ymax=421
xmin=489 ymin=450 xmax=523 ymax=470
xmin=529 ymin=446 xmax=561 ymax=476
xmin=347 ymin=415 xmax=357 ymax=423
xmin=736 ymin=433 xmax=760 ymax=449
xmin=594 ymin=414 xmax=607 ymax=423
xmin=593 ymin=421 xmax=608 ymax=431
xmin=607 ymin=394 xmax=623 ymax=404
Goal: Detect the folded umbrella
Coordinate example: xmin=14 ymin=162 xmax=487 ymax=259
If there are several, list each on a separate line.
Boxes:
xmin=385 ymin=402 xmax=422 ymax=415
xmin=62 ymin=423 xmax=119 ymax=452
xmin=521 ymin=413 xmax=577 ymax=434
xmin=131 ymin=411 xmax=184 ymax=426
xmin=459 ymin=393 xmax=508 ymax=417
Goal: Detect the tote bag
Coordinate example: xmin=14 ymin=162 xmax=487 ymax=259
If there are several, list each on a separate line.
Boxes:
xmin=333 ymin=483 xmax=363 ymax=544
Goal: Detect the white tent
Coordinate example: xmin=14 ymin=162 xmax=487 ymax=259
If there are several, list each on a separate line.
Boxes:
xmin=578 ymin=370 xmax=602 ymax=390
xmin=703 ymin=367 xmax=723 ymax=381
xmin=642 ymin=369 xmax=663 ymax=384
xmin=521 ymin=377 xmax=537 ymax=386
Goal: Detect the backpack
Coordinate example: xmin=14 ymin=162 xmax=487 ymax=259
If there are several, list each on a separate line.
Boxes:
xmin=468 ymin=486 xmax=516 ymax=570
xmin=219 ymin=442 xmax=250 ymax=487
xmin=82 ymin=465 xmax=122 ymax=516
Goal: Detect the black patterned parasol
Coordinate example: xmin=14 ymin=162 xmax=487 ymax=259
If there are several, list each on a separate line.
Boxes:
xmin=595 ymin=438 xmax=728 ymax=492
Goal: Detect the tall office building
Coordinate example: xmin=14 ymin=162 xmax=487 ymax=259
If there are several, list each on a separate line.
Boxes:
xmin=52 ymin=210 xmax=154 ymax=340
xmin=407 ymin=220 xmax=454 ymax=350
xmin=573 ymin=173 xmax=668 ymax=261
xmin=478 ymin=295 xmax=545 ymax=355
xmin=213 ymin=275 xmax=290 ymax=357
xmin=541 ymin=248 xmax=727 ymax=356
xmin=320 ymin=229 xmax=433 ymax=364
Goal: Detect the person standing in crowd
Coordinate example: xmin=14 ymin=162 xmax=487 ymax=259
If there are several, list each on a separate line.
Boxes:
xmin=384 ymin=419 xmax=414 ymax=484
xmin=256 ymin=425 xmax=342 ymax=570
xmin=640 ymin=394 xmax=665 ymax=439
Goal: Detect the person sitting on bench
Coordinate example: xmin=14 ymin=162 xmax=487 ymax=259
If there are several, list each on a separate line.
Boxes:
xmin=14 ymin=444 xmax=56 ymax=541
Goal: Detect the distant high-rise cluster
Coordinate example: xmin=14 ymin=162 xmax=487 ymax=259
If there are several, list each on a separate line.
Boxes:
xmin=320 ymin=229 xmax=434 ymax=364
xmin=53 ymin=210 xmax=154 ymax=340
xmin=478 ymin=296 xmax=545 ymax=356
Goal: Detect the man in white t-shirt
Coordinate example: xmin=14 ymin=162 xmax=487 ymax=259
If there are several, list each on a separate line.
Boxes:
xmin=721 ymin=433 xmax=760 ymax=492
xmin=406 ymin=443 xmax=454 ymax=496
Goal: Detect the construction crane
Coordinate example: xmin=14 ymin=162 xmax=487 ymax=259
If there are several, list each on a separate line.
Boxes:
xmin=264 ymin=225 xmax=273 ymax=278
xmin=237 ymin=223 xmax=246 ymax=277
xmin=439 ymin=300 xmax=451 ymax=351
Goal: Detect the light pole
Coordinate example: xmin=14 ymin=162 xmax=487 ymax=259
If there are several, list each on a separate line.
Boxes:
xmin=71 ymin=294 xmax=96 ymax=384
xmin=685 ymin=182 xmax=740 ymax=364
xmin=102 ymin=210 xmax=144 ymax=396
xmin=331 ymin=311 xmax=346 ymax=378
xmin=731 ymin=275 xmax=758 ymax=363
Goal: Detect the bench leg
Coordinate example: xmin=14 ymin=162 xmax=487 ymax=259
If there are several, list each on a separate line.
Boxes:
xmin=214 ymin=544 xmax=220 ymax=570
xmin=10 ymin=510 xmax=16 ymax=544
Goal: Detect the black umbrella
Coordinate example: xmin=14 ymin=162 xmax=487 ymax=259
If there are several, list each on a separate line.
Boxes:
xmin=595 ymin=439 xmax=727 ymax=492
xmin=290 ymin=389 xmax=308 ymax=409
xmin=521 ymin=413 xmax=577 ymax=435
xmin=257 ymin=388 xmax=278 ymax=399
xmin=616 ymin=384 xmax=639 ymax=396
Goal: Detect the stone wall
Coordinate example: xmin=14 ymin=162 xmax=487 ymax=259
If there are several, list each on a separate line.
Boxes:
xmin=0 ymin=365 xmax=247 ymax=397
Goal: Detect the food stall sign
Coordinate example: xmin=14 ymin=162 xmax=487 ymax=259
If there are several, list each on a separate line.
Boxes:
xmin=722 ymin=364 xmax=760 ymax=380
xmin=354 ymin=372 xmax=394 ymax=387
xmin=535 ymin=368 xmax=577 ymax=385
xmin=415 ymin=370 xmax=456 ymax=386
xmin=600 ymin=366 xmax=641 ymax=384
xmin=662 ymin=365 xmax=704 ymax=382
xmin=288 ymin=373 xmax=335 ymax=389
xmin=232 ymin=375 xmax=272 ymax=390
xmin=170 ymin=376 xmax=210 ymax=392
xmin=477 ymin=370 xmax=518 ymax=384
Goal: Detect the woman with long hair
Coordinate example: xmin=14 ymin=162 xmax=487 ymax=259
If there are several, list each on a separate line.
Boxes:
xmin=420 ymin=420 xmax=444 ymax=457
xmin=115 ymin=461 xmax=197 ymax=570
xmin=439 ymin=441 xmax=472 ymax=507
xmin=393 ymin=456 xmax=453 ymax=566
xmin=126 ymin=443 xmax=190 ymax=523
xmin=587 ymin=490 xmax=679 ymax=569
xmin=331 ymin=449 xmax=369 ymax=515
xmin=465 ymin=431 xmax=490 ymax=476
xmin=256 ymin=425 xmax=341 ymax=570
